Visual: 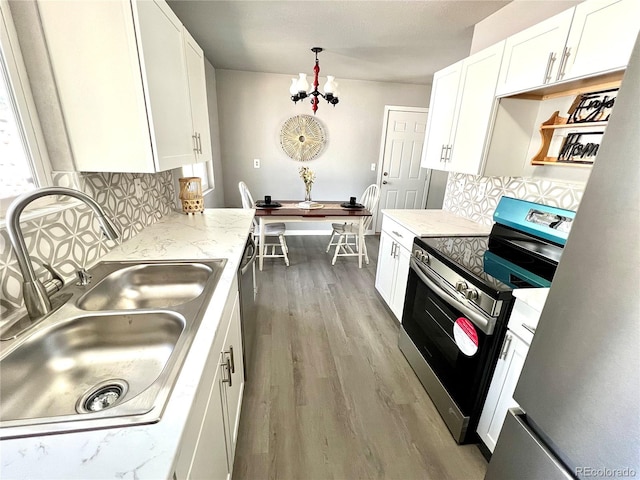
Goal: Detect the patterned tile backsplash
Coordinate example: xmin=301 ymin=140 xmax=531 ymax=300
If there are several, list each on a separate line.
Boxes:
xmin=1 ymin=171 xmax=176 ymax=318
xmin=443 ymin=173 xmax=585 ymax=225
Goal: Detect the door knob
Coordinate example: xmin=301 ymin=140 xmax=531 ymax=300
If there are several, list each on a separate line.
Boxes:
xmin=383 ymin=172 xmax=388 ymax=176
xmin=382 ymin=180 xmax=388 ymax=185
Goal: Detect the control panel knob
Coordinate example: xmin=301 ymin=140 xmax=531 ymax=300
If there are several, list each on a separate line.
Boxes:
xmin=455 ymin=281 xmax=468 ymax=293
xmin=465 ymin=289 xmax=479 ymax=301
xmin=413 ymin=249 xmax=430 ymax=263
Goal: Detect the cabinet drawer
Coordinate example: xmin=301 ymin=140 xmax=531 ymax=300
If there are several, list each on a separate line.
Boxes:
xmin=507 ymin=299 xmax=543 ymax=346
xmin=381 ymin=215 xmax=416 ymax=252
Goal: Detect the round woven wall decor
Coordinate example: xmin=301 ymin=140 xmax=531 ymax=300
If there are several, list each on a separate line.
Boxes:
xmin=279 ymin=114 xmax=326 ymax=162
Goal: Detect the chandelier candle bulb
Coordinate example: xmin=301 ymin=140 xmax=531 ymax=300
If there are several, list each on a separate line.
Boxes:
xmin=290 ymin=78 xmax=299 ymax=95
xmin=323 ymin=76 xmax=335 ymax=94
xmin=297 ymin=73 xmax=309 ymax=93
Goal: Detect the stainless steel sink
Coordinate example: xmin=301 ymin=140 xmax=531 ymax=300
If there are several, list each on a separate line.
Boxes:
xmin=0 ymin=259 xmax=226 ymax=439
xmin=77 ymin=263 xmax=213 ymax=310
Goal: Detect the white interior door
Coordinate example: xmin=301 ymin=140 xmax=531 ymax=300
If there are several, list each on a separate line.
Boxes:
xmin=375 ymin=107 xmax=429 ymax=232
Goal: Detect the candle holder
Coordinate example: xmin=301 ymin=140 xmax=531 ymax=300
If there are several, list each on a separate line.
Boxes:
xmin=179 ymin=177 xmax=204 ymax=214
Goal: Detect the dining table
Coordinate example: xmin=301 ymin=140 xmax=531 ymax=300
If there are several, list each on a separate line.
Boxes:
xmin=253 ymin=201 xmax=372 ymax=270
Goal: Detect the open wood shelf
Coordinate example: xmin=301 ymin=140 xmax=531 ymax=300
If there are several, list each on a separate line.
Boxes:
xmin=541 ymin=120 xmax=608 ymax=130
xmin=531 ymin=159 xmax=593 ymax=167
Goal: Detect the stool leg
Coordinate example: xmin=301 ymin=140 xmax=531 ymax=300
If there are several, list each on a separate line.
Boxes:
xmin=280 ymin=234 xmax=290 ymax=266
xmin=326 ymin=231 xmax=335 ymax=253
xmin=363 ymin=237 xmax=370 ymax=264
xmin=332 ymin=234 xmax=343 ymax=265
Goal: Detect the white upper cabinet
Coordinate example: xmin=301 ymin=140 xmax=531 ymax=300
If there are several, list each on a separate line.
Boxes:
xmin=421 ymin=41 xmax=505 ymax=175
xmin=183 ymin=29 xmax=212 ymax=165
xmin=134 ymin=0 xmax=194 ymax=171
xmin=448 ymin=42 xmax=505 ymax=175
xmin=497 ymin=0 xmax=639 ymax=96
xmin=38 ymin=0 xmax=209 ymax=173
xmin=562 ymin=0 xmax=640 ymax=81
xmin=420 ymin=62 xmax=462 ymax=170
xmin=496 ymin=9 xmax=573 ymax=96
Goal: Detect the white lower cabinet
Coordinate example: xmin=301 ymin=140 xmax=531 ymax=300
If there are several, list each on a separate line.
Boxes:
xmin=375 ymin=215 xmax=415 ymax=322
xmin=477 ymin=331 xmax=529 ymax=453
xmin=174 ymin=287 xmax=244 ymax=480
xmin=477 ymin=295 xmax=544 ymax=453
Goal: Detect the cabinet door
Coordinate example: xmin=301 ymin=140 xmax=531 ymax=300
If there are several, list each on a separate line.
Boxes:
xmin=135 ymin=0 xmax=194 ymax=171
xmin=562 ymin=0 xmax=640 ymax=81
xmin=184 ymin=28 xmax=213 ymax=165
xmin=221 ymin=293 xmax=245 ymax=469
xmin=477 ymin=332 xmax=529 ymax=452
xmin=448 ymin=42 xmax=504 ymax=175
xmin=187 ymin=357 xmax=230 ymax=480
xmin=420 ymin=61 xmax=462 ymax=170
xmin=375 ymin=231 xmax=397 ymax=307
xmin=37 ymin=0 xmax=155 ymax=173
xmin=496 ymin=8 xmax=573 ymax=96
xmin=389 ymin=244 xmax=411 ymax=322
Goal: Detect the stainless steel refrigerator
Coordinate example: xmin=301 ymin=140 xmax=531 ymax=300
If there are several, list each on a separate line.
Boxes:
xmin=486 ymin=34 xmax=640 ymax=480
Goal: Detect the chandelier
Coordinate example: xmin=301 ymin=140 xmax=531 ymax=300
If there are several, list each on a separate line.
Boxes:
xmin=289 ymin=47 xmax=339 ymax=114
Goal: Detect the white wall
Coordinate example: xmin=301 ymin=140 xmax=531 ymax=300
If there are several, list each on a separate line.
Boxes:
xmin=216 ymin=70 xmax=430 ymax=211
xmin=203 ymin=60 xmax=225 ymax=208
xmin=470 ymin=0 xmax=583 ymax=54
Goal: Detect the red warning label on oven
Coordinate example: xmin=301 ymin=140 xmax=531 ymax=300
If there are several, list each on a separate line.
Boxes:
xmin=454 ymin=317 xmax=479 ymax=356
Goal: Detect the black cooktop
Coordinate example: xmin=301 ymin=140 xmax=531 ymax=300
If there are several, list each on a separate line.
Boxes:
xmin=417 ymin=224 xmax=565 ymax=292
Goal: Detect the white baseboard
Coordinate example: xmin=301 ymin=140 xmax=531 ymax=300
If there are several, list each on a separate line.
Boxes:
xmin=283 ymin=230 xmax=377 ymax=236
xmin=284 ymin=229 xmax=332 ymax=236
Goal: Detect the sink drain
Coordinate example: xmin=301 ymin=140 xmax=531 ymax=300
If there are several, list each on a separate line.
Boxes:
xmin=77 ymin=380 xmax=128 ymax=413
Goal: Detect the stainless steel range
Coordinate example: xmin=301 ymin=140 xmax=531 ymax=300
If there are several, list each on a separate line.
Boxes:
xmin=399 ymin=197 xmax=574 ymax=444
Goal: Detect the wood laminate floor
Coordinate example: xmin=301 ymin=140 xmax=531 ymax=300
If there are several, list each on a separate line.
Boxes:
xmin=232 ymin=235 xmax=487 ymax=480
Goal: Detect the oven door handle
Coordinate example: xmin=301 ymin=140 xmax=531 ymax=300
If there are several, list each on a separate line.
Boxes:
xmin=410 ymin=258 xmax=496 ymax=335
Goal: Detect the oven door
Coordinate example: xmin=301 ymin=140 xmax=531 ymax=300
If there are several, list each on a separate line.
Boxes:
xmin=400 ymin=258 xmax=503 ymax=442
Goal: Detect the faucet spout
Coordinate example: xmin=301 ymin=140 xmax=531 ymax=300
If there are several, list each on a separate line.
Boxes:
xmin=6 ymin=187 xmax=120 ymax=320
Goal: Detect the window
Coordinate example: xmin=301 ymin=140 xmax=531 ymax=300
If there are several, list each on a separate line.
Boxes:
xmin=181 ymin=160 xmax=214 ymax=192
xmin=0 ymin=0 xmax=52 ymax=215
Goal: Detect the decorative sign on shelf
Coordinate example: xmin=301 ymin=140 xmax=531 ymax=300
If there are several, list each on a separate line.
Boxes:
xmin=531 ymin=85 xmax=619 ymax=167
xmin=567 ymin=88 xmax=618 ymax=124
xmin=556 ymin=130 xmax=604 ymax=163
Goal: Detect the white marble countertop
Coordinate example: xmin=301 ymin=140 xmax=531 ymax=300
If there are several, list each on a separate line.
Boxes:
xmin=513 ymin=287 xmax=550 ymax=313
xmin=381 ymin=209 xmax=491 ymax=237
xmin=0 ymin=209 xmax=254 ymax=480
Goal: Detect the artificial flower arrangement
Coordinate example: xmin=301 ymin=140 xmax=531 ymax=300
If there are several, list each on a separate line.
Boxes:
xmin=299 ymin=166 xmax=315 ymax=201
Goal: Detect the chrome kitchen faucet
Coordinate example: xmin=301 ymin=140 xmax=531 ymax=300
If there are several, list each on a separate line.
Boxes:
xmin=6 ymin=187 xmax=119 ymax=322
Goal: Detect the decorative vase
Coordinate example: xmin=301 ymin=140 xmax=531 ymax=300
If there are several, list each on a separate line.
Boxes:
xmin=304 ymin=183 xmax=312 ymax=202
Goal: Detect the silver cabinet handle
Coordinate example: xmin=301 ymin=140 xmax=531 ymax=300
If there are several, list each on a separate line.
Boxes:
xmin=390 ymin=241 xmax=396 ymax=258
xmin=556 ymin=47 xmax=571 ymax=81
xmin=197 ymin=133 xmax=202 ymax=154
xmin=440 ymin=145 xmax=446 ymax=162
xmin=220 ymin=355 xmax=232 ymax=387
xmin=445 ymin=145 xmax=452 ymax=162
xmin=225 ymin=346 xmax=235 ymax=374
xmin=192 ymin=134 xmax=199 ymax=154
xmin=500 ymin=333 xmax=513 ymax=360
xmin=522 ymin=323 xmax=536 ymax=335
xmin=543 ymin=51 xmax=557 ymax=84
xmin=392 ymin=230 xmax=403 ymax=238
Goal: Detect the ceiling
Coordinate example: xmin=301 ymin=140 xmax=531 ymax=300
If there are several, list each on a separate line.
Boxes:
xmin=166 ymin=0 xmax=512 ymax=85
